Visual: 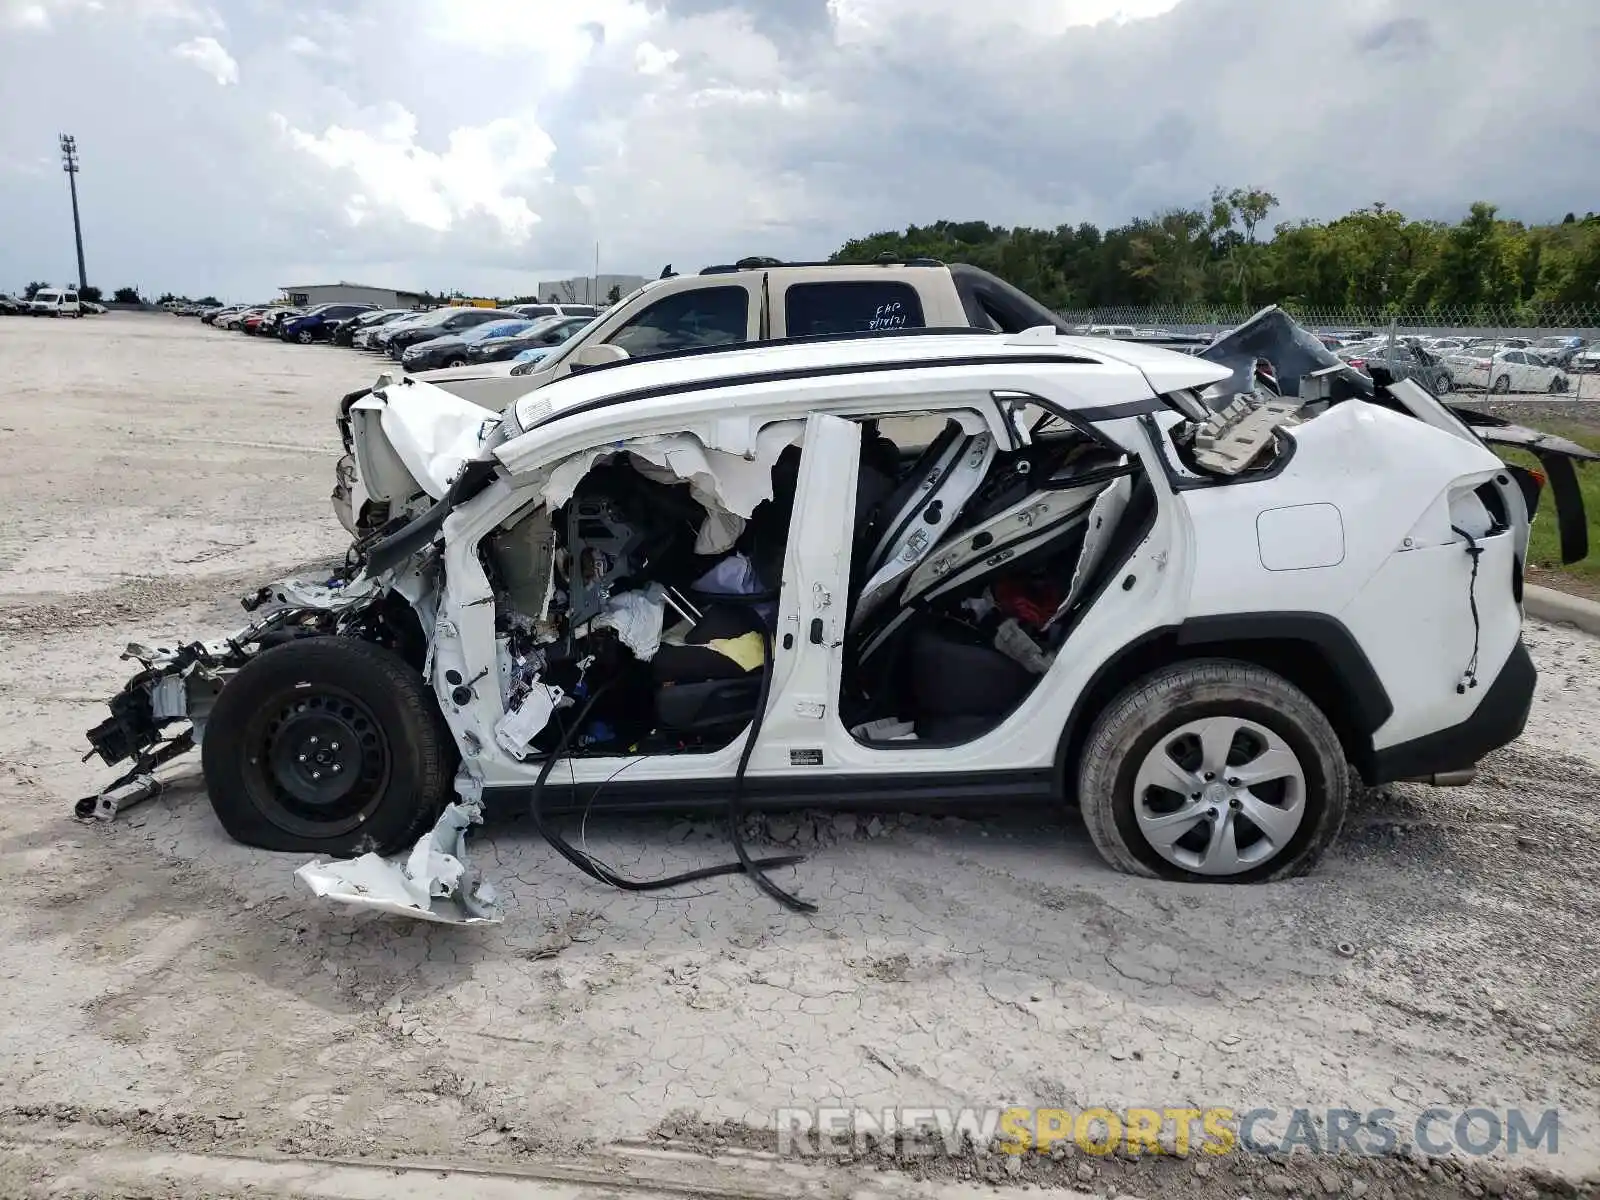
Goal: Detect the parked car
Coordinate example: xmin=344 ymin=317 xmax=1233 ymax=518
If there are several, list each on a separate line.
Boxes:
xmin=1340 ymin=338 xmax=1453 ymax=395
xmin=258 ymin=308 xmax=304 ymax=338
xmin=365 ymin=311 xmax=437 ymax=351
xmin=383 ymin=307 xmax=517 ymax=359
xmin=1445 ymin=348 xmax=1570 ymax=393
xmin=464 ymin=314 xmax=592 ymax=365
xmin=280 ymin=303 xmax=378 ymax=344
xmin=81 ymin=300 xmax=107 ymax=315
xmin=219 ymin=307 xmax=265 ymax=331
xmin=400 ymin=318 xmax=537 ymax=372
xmin=27 ymin=288 xmax=82 ymax=317
xmin=1528 ymin=336 xmax=1588 ymax=368
xmin=408 ymin=259 xmax=1094 ymax=416
xmin=1570 ymin=345 xmax=1600 ymax=373
xmin=79 ymin=318 xmax=1598 ymax=926
xmin=507 ymin=302 xmax=598 ymax=321
xmin=336 ymin=309 xmax=409 ymax=348
xmin=0 ymin=293 xmax=25 ymax=315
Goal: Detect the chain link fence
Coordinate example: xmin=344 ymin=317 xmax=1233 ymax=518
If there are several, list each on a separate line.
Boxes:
xmin=1057 ymin=304 xmax=1600 ymax=400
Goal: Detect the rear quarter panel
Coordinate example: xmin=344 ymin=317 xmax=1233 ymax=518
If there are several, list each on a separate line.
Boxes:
xmin=1178 ymin=401 xmax=1517 ymax=748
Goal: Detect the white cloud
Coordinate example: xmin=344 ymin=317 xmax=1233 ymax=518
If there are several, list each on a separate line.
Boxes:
xmin=3 ymin=3 xmax=49 ymax=29
xmin=275 ymin=104 xmax=553 ymax=243
xmin=0 ymin=0 xmax=1593 ymax=301
xmin=635 ymin=41 xmax=678 ymax=75
xmin=172 ymin=35 xmax=237 ymax=85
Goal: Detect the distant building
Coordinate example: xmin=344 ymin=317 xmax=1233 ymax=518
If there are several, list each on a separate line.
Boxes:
xmin=535 ymin=273 xmax=648 ymax=305
xmin=279 ymin=282 xmax=428 ymax=309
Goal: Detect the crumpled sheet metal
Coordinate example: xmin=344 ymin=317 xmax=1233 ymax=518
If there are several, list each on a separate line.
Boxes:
xmin=373 ymin=379 xmax=501 ymax=500
xmin=1200 ymin=306 xmax=1374 ymax=401
xmin=294 ymin=800 xmax=503 ymax=925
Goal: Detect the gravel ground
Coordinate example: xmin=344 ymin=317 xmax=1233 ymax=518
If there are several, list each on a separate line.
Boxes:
xmin=0 ymin=315 xmax=1597 ymax=1200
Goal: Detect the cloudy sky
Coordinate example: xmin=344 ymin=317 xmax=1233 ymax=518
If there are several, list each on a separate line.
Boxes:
xmin=1 ymin=0 xmax=1594 ymax=301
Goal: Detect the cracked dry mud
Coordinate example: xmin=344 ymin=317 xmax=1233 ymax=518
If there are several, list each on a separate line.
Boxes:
xmin=1 ymin=315 xmax=1597 ymax=1199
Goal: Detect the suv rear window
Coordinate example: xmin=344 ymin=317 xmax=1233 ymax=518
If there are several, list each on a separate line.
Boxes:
xmin=783 ymin=281 xmax=926 ymax=337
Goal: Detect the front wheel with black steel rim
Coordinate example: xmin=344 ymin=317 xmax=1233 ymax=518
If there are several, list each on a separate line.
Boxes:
xmin=1076 ymin=659 xmax=1349 ymax=882
xmin=201 ymin=637 xmax=454 ymax=854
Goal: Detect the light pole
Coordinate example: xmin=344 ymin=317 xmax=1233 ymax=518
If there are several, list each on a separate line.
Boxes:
xmin=59 ymin=133 xmax=87 ymax=293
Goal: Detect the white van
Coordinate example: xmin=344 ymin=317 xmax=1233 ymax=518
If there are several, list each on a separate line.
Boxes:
xmin=29 ymin=289 xmax=82 ymax=318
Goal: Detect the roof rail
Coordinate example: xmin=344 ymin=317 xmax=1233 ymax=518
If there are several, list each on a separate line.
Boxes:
xmin=697 ymin=255 xmax=947 ymax=275
xmin=543 ymin=325 xmax=1003 ymax=377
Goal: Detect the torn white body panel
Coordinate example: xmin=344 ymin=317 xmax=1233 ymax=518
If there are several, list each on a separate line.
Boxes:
xmin=294 ymin=800 xmax=503 ymax=925
xmin=536 ymin=423 xmax=804 ymax=521
xmin=362 ymin=377 xmax=502 ymax=501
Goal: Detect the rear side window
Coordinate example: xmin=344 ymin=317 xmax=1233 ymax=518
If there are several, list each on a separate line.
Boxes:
xmin=783 ymin=281 xmax=925 ymax=337
xmin=608 ymin=286 xmax=749 ymax=358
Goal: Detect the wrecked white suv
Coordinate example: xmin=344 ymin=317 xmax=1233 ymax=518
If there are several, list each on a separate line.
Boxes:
xmin=81 ymin=312 xmax=1595 ymax=920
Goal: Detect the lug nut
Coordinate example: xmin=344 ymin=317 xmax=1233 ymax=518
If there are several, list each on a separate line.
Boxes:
xmin=311 ymin=770 xmax=321 ymax=780
xmin=1227 ymin=777 xmax=1240 ymax=786
xmin=297 ymin=753 xmax=307 ymax=762
xmin=1230 ymin=798 xmax=1242 ymax=809
xmin=330 ymin=741 xmax=340 ymax=751
xmin=332 ymin=764 xmax=342 ymax=773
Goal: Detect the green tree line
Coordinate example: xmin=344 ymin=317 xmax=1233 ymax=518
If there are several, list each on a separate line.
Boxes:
xmin=832 ymin=190 xmax=1600 ymax=320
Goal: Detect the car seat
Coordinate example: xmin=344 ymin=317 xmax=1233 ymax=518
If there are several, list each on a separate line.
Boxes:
xmin=651 ymin=604 xmax=768 ymax=734
xmin=849 ymin=420 xmax=997 ymax=631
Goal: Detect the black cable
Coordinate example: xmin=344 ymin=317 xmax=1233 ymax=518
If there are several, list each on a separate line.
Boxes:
xmin=1450 ymin=524 xmax=1483 ymax=692
xmin=724 ymin=622 xmax=816 ymax=913
xmin=526 ymin=680 xmax=809 ymax=895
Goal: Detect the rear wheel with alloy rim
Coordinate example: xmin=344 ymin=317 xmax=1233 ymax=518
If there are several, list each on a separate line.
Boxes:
xmin=201 ymin=637 xmax=454 ymax=854
xmin=1077 ymin=659 xmax=1349 ymax=882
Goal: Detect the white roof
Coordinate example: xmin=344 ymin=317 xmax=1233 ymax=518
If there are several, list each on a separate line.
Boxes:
xmin=508 ymin=330 xmax=1230 ymax=437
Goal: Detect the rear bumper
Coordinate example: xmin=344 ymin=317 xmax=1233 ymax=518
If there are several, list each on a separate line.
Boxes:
xmin=1368 ymin=639 xmax=1535 ymax=783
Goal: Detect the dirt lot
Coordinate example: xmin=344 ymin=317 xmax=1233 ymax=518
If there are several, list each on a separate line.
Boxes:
xmin=0 ymin=314 xmax=1597 ymax=1199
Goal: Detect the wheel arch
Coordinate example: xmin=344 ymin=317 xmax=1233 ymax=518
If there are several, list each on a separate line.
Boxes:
xmin=1053 ymin=612 xmax=1393 ymax=797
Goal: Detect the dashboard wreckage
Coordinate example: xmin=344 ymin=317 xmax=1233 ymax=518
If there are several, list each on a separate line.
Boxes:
xmin=78 ymin=310 xmax=1597 ymax=924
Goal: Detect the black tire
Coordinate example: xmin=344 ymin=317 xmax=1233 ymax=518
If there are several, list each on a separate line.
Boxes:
xmin=1492 ymin=374 xmax=1511 ymax=394
xmin=201 ymin=638 xmax=454 ymax=855
xmin=1076 ymin=658 xmax=1349 ymax=883
xmin=446 ymin=357 xmax=467 ymax=368
xmin=1548 ymin=375 xmax=1565 ymax=394
xmin=297 ymin=329 xmax=314 ymax=344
